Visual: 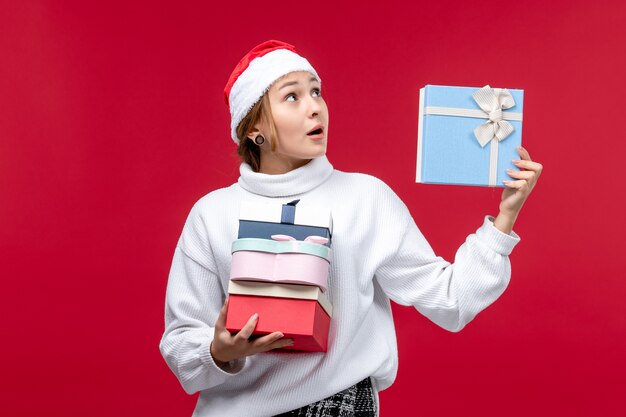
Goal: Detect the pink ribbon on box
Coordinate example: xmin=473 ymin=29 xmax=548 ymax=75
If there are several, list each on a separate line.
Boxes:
xmin=271 ymin=234 xmax=329 ymax=252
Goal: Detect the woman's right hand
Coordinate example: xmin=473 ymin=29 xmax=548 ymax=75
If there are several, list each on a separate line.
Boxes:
xmin=210 ymin=298 xmax=293 ymax=366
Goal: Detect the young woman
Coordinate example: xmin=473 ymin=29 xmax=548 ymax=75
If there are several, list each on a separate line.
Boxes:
xmin=160 ymin=40 xmax=542 ymax=417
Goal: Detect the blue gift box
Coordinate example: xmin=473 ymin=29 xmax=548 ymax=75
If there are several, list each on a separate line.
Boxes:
xmin=416 ymin=84 xmax=524 ymax=187
xmin=238 ymin=200 xmax=333 ymax=246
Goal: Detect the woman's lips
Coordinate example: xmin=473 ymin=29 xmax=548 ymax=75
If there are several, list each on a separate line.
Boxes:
xmin=307 ymin=131 xmax=324 ymax=140
xmin=306 ymin=125 xmax=324 ymax=140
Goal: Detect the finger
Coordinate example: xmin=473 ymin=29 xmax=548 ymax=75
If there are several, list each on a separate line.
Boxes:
xmin=250 ymin=331 xmax=285 ymax=349
xmin=214 ymin=297 xmax=229 ymax=330
xmin=234 ymin=313 xmax=258 ymax=341
xmin=506 ymin=169 xmax=535 ymax=181
xmin=512 ymin=159 xmax=543 ymax=173
xmin=502 ymin=179 xmax=529 ymax=190
xmin=517 ymin=146 xmax=533 ymax=161
xmin=258 ymin=338 xmax=295 ymax=353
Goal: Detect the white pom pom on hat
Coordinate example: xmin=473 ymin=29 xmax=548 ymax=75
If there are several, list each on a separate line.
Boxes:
xmin=224 ymin=40 xmax=320 ymax=145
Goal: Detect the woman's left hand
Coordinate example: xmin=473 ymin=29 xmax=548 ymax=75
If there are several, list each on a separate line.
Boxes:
xmin=493 ymin=146 xmax=542 ymax=234
xmin=500 ymin=146 xmax=543 ymax=216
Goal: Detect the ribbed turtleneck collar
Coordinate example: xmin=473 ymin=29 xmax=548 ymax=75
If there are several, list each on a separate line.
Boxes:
xmin=238 ymin=155 xmax=334 ymax=197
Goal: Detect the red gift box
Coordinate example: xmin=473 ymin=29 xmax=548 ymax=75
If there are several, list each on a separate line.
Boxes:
xmin=225 ymin=294 xmax=330 ymax=352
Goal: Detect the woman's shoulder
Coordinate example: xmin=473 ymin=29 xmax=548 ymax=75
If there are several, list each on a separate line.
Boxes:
xmin=199 ymin=182 xmax=240 ymax=202
xmin=332 ymin=169 xmax=397 ymax=195
xmin=331 ymin=169 xmax=409 ymax=216
xmin=187 ymin=183 xmax=240 ymax=216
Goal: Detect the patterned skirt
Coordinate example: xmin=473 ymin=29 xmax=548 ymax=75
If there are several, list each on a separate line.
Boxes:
xmin=274 ymin=378 xmax=377 ymax=417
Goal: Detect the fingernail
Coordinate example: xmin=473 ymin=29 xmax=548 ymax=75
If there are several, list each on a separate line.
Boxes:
xmin=287 ymin=340 xmax=294 ymax=346
xmin=506 ymin=168 xmax=513 ymax=172
xmin=512 ymin=159 xmax=520 ymax=164
xmin=252 ymin=313 xmax=258 ymax=320
xmin=276 ymin=332 xmax=284 ymax=339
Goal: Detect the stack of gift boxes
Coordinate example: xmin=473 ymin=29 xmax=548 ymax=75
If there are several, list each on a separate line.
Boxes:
xmin=225 ymin=199 xmax=333 ymax=352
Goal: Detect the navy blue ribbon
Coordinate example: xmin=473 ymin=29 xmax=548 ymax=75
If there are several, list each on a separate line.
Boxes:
xmin=280 ymin=199 xmax=300 ymax=224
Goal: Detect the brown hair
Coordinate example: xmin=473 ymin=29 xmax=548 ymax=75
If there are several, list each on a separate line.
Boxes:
xmin=236 ymin=93 xmax=278 ymax=172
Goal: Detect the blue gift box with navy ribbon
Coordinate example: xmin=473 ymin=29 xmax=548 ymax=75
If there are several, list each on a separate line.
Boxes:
xmin=238 ymin=200 xmax=333 ymax=246
xmin=416 ymin=84 xmax=524 ymax=187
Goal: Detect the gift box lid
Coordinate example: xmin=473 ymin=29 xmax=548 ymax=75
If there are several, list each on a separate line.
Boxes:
xmin=228 ymin=280 xmax=332 ymax=316
xmin=416 ymin=84 xmax=524 ymax=188
xmin=238 ymin=221 xmax=332 ymax=247
xmin=420 ymin=84 xmax=524 ymax=112
xmin=231 ymin=236 xmax=332 ymax=262
xmin=239 ymin=199 xmax=333 ymax=231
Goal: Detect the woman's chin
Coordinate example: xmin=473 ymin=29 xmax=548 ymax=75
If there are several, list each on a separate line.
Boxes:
xmin=308 ymin=150 xmax=327 ymax=159
xmin=310 ymin=142 xmax=328 ymax=156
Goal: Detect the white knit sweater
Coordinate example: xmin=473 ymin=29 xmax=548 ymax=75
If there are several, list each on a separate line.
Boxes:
xmin=159 ymin=156 xmax=520 ymax=417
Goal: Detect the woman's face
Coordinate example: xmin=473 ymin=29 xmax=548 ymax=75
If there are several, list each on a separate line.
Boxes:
xmin=251 ymin=71 xmax=329 ymax=173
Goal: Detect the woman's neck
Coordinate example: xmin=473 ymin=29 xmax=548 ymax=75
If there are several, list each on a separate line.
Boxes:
xmin=258 ymin=157 xmax=311 ymax=175
xmin=238 ymin=155 xmax=334 ymax=197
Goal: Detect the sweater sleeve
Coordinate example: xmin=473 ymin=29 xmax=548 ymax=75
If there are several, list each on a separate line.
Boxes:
xmin=159 ymin=204 xmax=246 ymax=394
xmin=375 ymin=197 xmax=520 ymax=332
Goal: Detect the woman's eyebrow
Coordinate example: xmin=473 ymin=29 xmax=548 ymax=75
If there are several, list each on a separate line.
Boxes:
xmin=278 ymin=77 xmax=319 ymax=91
xmin=279 ymin=81 xmax=299 ymax=90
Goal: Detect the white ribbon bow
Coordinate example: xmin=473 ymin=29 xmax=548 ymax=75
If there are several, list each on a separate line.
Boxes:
xmin=472 ymin=85 xmax=516 ymax=148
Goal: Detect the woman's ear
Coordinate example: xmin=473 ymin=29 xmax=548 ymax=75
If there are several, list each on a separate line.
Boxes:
xmin=246 ymin=126 xmax=260 ymax=142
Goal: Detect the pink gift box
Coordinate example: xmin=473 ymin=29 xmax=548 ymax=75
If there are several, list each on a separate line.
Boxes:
xmin=230 ymin=235 xmax=331 ymax=292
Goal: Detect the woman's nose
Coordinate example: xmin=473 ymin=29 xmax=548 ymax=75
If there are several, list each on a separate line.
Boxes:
xmin=307 ymin=95 xmax=323 ymax=118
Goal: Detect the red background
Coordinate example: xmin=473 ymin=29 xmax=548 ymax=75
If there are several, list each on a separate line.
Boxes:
xmin=2 ymin=1 xmax=625 ymax=416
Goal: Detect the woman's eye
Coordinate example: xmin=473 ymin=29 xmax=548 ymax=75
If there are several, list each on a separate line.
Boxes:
xmin=312 ymin=89 xmax=321 ymax=97
xmin=286 ymin=93 xmax=297 ymax=102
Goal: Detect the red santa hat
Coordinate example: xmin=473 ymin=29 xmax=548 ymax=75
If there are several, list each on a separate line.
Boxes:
xmin=224 ymin=40 xmax=321 ymax=144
